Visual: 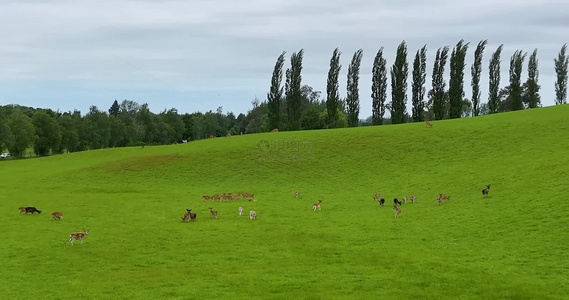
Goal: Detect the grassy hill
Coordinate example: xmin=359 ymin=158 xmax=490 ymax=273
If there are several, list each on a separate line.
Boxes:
xmin=1 ymin=105 xmax=568 ymax=299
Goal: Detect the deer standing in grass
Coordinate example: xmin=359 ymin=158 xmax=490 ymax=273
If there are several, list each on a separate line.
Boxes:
xmin=295 ymin=191 xmax=301 ymax=198
xmin=50 ymin=211 xmax=63 ymax=220
xmin=403 ymin=195 xmax=408 ymax=203
xmin=425 ymin=121 xmax=433 ymax=127
xmin=69 ymin=229 xmax=89 ymax=245
xmin=238 ymin=206 xmax=243 ymax=216
xmin=412 ymin=195 xmax=417 ymax=203
xmin=312 ymin=200 xmax=322 ymax=212
xmin=249 ymin=210 xmax=257 ymax=220
xmin=373 ymin=193 xmax=381 ymax=201
xmin=482 ymin=185 xmax=490 ymax=196
xmin=393 ymin=205 xmax=401 ymax=218
xmin=209 ymin=207 xmax=218 ymax=219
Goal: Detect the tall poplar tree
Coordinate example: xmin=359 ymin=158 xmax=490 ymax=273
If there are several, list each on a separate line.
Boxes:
xmin=471 ymin=40 xmax=487 ymax=116
xmin=267 ymin=51 xmax=286 ymax=130
xmin=412 ymin=45 xmax=427 ymax=122
xmin=554 ymin=43 xmax=568 ymax=105
xmin=390 ymin=41 xmax=408 ymax=124
xmin=488 ymin=44 xmax=504 ymax=114
xmin=525 ymin=49 xmax=541 ymax=108
xmin=371 ymin=47 xmax=388 ymax=125
xmin=431 ymin=46 xmax=450 ymax=120
xmin=286 ymin=49 xmax=304 ymax=130
xmin=346 ymin=49 xmax=363 ymax=127
xmin=326 ymin=48 xmax=342 ymax=128
xmin=509 ymin=50 xmax=527 ymax=111
xmin=449 ymin=39 xmax=470 ymax=119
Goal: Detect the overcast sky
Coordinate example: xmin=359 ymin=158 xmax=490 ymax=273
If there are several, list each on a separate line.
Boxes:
xmin=0 ymin=0 xmax=566 ymax=119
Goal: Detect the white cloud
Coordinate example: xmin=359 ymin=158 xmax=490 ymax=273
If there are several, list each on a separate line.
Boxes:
xmin=0 ymin=0 xmax=567 ymax=116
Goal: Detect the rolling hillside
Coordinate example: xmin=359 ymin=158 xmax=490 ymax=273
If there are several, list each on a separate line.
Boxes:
xmin=1 ymin=105 xmax=568 ymax=299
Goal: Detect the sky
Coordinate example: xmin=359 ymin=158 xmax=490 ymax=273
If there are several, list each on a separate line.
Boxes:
xmin=0 ymin=0 xmax=567 ymax=119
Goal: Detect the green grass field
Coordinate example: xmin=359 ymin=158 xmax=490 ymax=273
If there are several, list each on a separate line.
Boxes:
xmin=1 ymin=105 xmax=568 ymax=299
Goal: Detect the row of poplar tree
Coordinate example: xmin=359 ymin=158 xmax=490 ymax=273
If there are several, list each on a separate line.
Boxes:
xmin=266 ymin=40 xmax=569 ymax=129
xmin=0 ymin=41 xmax=567 ymax=157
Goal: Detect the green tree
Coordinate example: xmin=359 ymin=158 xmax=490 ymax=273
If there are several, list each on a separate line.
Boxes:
xmin=346 ymin=49 xmax=363 ymax=127
xmin=161 ymin=108 xmax=185 ymax=143
xmin=471 ymin=40 xmax=488 ymax=116
xmin=32 ymin=109 xmax=62 ymax=156
xmin=449 ymin=39 xmax=470 ymax=119
xmin=109 ymin=116 xmax=127 ymax=147
xmin=286 ymin=49 xmax=304 ymax=130
xmin=108 ymin=100 xmax=120 ymax=117
xmin=488 ymin=44 xmax=504 ymax=113
xmin=525 ymin=49 xmax=541 ymax=108
xmin=57 ymin=112 xmax=81 ymax=152
xmin=371 ymin=47 xmax=388 ymax=125
xmin=411 ymin=45 xmax=427 ymax=122
xmin=326 ymin=48 xmax=342 ymax=128
xmin=554 ymin=43 xmax=568 ymax=105
xmin=0 ymin=112 xmax=13 ymax=151
xmin=267 ymin=51 xmax=286 ymax=131
xmin=83 ymin=105 xmax=111 ymax=149
xmin=509 ymin=50 xmax=527 ymax=111
xmin=300 ymin=106 xmax=324 ymax=130
xmin=7 ymin=110 xmax=35 ymax=157
xmin=390 ymin=41 xmax=409 ymax=124
xmin=431 ymin=46 xmax=450 ymax=120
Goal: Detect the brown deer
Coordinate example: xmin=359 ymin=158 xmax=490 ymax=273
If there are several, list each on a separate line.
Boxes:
xmin=312 ymin=200 xmax=322 ymax=212
xmin=209 ymin=207 xmax=218 ymax=219
xmin=411 ymin=194 xmax=417 ymax=203
xmin=437 ymin=193 xmax=450 ymax=205
xmin=182 ymin=209 xmax=197 ymax=222
xmin=393 ymin=205 xmax=401 ymax=218
xmin=69 ymin=229 xmax=89 ymax=245
xmin=50 ymin=211 xmax=63 ymax=220
xmin=272 ymin=128 xmax=278 ymax=132
xmin=295 ymin=190 xmax=301 ymax=198
xmin=373 ymin=193 xmax=381 ymax=201
xmin=249 ymin=210 xmax=257 ymax=220
xmin=202 ymin=195 xmax=211 ymax=200
xmin=226 ymin=132 xmax=231 ymax=137
xmin=425 ymin=121 xmax=433 ymax=127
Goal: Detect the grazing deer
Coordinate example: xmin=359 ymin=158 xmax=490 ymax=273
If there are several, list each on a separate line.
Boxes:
xmin=378 ymin=198 xmax=385 ymax=206
xmin=411 ymin=194 xmax=417 ymax=203
xmin=241 ymin=192 xmax=253 ymax=198
xmin=437 ymin=193 xmax=450 ymax=205
xmin=272 ymin=128 xmax=278 ymax=132
xmin=249 ymin=210 xmax=257 ymax=220
xmin=69 ymin=229 xmax=89 ymax=245
xmin=50 ymin=211 xmax=63 ymax=220
xmin=208 ymin=135 xmax=214 ymax=139
xmin=373 ymin=193 xmax=381 ymax=201
xmin=403 ymin=195 xmax=408 ymax=203
xmin=312 ymin=200 xmax=322 ymax=212
xmin=295 ymin=190 xmax=301 ymax=198
xmin=209 ymin=207 xmax=218 ymax=219
xmin=182 ymin=209 xmax=197 ymax=222
xmin=19 ymin=206 xmax=27 ymax=214
xmin=226 ymin=132 xmax=231 ymax=137
xmin=238 ymin=206 xmax=243 ymax=216
xmin=393 ymin=198 xmax=402 ymax=206
xmin=482 ymin=185 xmax=491 ymax=196
xmin=425 ymin=121 xmax=433 ymax=127
xmin=393 ymin=205 xmax=401 ymax=218
xmin=202 ymin=195 xmax=211 ymax=200
xmin=24 ymin=207 xmax=41 ymax=214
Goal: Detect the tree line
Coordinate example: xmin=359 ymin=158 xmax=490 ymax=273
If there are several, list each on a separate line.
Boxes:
xmin=0 ymin=41 xmax=567 ymax=158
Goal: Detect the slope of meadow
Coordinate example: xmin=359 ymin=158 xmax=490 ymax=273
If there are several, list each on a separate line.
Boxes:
xmin=1 ymin=105 xmax=568 ymax=299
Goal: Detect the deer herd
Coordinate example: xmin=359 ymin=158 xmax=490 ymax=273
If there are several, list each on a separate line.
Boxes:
xmin=17 ymin=184 xmax=491 ymax=245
